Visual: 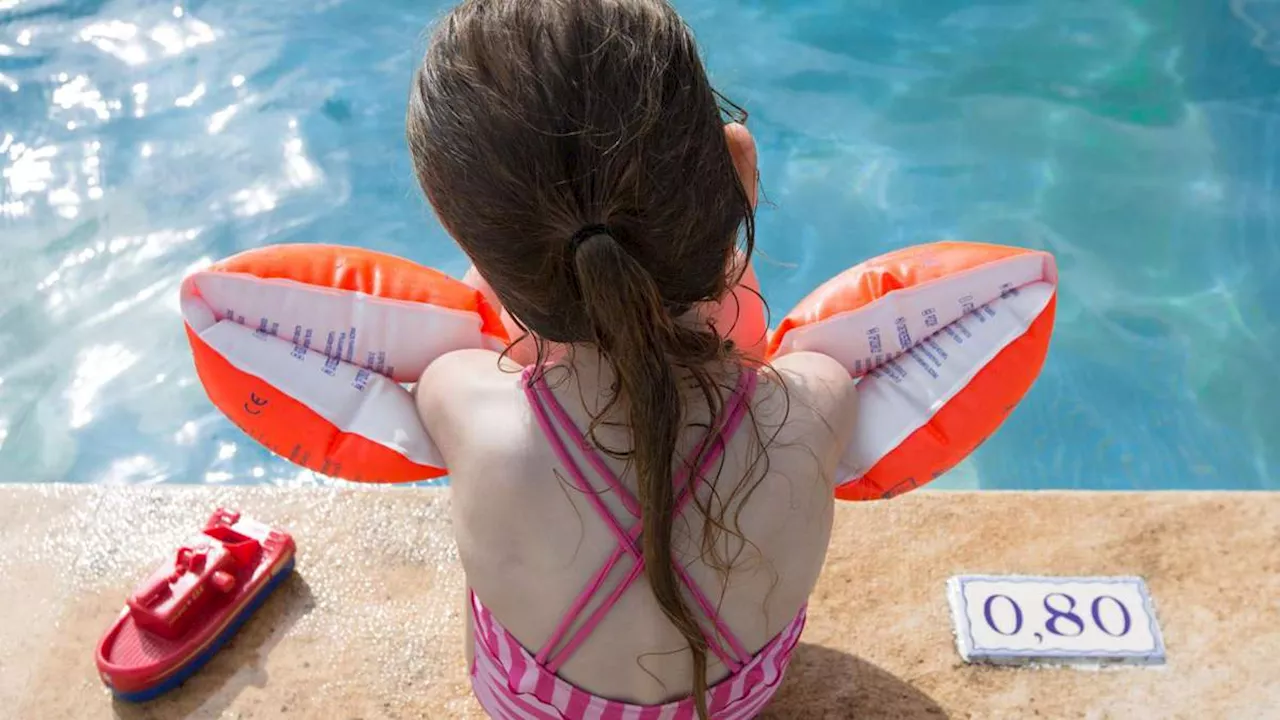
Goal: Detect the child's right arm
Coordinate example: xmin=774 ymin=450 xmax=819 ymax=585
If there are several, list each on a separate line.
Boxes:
xmin=770 ymin=351 xmax=860 ymax=488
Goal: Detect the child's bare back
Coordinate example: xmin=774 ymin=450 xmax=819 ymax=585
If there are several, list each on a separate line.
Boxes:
xmin=418 ymin=347 xmax=854 ymax=705
xmin=407 ymin=0 xmax=856 ymax=715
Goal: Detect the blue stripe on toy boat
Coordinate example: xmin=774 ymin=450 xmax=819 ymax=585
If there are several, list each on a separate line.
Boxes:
xmin=112 ymin=556 xmax=296 ymax=703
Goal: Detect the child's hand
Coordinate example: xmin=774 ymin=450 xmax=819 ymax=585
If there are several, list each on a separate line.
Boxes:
xmin=725 ymin=122 xmax=758 ymax=209
xmin=712 ymin=122 xmax=767 ymax=359
xmin=696 ymin=248 xmax=767 ymax=360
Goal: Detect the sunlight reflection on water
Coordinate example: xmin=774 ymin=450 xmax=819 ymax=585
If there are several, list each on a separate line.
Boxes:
xmin=0 ymin=0 xmax=1275 ymax=488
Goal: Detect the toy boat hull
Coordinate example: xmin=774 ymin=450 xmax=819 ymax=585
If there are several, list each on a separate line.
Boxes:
xmin=96 ymin=511 xmax=296 ymax=702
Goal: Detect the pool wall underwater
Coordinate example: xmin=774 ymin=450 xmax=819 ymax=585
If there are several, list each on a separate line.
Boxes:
xmin=1 ymin=1 xmax=1277 ymax=489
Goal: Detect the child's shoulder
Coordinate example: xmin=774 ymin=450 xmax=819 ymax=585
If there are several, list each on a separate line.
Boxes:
xmin=755 ymin=353 xmax=859 ymax=479
xmin=765 ymin=352 xmax=857 ymax=424
xmin=416 ymin=347 xmax=516 ymax=405
xmin=414 ymin=349 xmax=529 ymax=461
xmin=417 ymin=348 xmax=520 ymax=390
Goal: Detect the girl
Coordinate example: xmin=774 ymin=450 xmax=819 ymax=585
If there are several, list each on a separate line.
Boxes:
xmin=407 ymin=1 xmax=857 ymax=717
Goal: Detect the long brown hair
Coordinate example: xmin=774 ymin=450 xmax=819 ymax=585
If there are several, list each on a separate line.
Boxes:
xmin=407 ymin=1 xmax=758 ymax=714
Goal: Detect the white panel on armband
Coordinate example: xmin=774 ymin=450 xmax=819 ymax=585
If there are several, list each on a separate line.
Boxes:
xmin=835 ymin=281 xmax=1054 ymax=481
xmin=197 ymin=319 xmax=445 ymax=468
xmin=773 ymin=253 xmax=1053 ymax=377
xmin=184 ymin=271 xmax=504 ymax=384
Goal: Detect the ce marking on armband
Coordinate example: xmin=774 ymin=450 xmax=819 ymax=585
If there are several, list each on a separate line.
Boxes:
xmin=244 ymin=393 xmax=270 ymax=415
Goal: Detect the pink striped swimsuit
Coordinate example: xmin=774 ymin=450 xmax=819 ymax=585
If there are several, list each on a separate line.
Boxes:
xmin=469 ymin=367 xmax=806 ymax=720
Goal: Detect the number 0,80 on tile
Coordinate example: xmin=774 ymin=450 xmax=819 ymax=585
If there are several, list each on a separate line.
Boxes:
xmin=948 ymin=575 xmax=1166 ymax=665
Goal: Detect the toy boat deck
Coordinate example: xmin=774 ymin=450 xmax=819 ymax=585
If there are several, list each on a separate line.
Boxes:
xmin=96 ymin=508 xmax=295 ymax=702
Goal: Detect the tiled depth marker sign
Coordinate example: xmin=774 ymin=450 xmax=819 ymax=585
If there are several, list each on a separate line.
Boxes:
xmin=948 ymin=575 xmax=1166 ymax=665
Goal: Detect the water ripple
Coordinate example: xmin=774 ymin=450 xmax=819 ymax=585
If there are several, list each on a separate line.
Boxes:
xmin=0 ymin=0 xmax=1276 ymax=488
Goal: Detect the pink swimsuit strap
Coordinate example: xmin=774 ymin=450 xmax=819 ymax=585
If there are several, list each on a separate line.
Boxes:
xmin=522 ymin=365 xmax=759 ymax=674
xmin=469 ymin=591 xmax=806 ymax=720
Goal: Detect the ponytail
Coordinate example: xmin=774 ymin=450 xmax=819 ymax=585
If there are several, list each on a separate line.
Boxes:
xmin=570 ymin=229 xmax=723 ymax=719
xmin=411 ymin=4 xmax=765 ymax=714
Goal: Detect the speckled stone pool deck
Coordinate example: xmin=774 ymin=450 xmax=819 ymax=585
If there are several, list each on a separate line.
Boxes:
xmin=2 ymin=486 xmax=1276 ymax=719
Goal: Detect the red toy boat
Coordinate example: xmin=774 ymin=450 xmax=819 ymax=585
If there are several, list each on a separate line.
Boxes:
xmin=96 ymin=508 xmax=296 ymax=702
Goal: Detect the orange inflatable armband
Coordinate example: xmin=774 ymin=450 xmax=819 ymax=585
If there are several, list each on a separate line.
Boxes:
xmin=767 ymin=242 xmax=1058 ymax=500
xmin=181 ymin=241 xmax=1056 ymax=497
xmin=180 ymin=245 xmax=507 ymax=483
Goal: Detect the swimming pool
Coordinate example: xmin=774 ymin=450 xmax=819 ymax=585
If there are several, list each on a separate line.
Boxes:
xmin=1 ymin=0 xmax=1276 ymax=489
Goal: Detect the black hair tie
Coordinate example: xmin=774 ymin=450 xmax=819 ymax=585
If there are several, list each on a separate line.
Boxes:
xmin=568 ymin=224 xmax=612 ymax=254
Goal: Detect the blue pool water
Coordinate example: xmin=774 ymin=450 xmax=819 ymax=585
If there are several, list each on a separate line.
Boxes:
xmin=1 ymin=1 xmax=1276 ymax=489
